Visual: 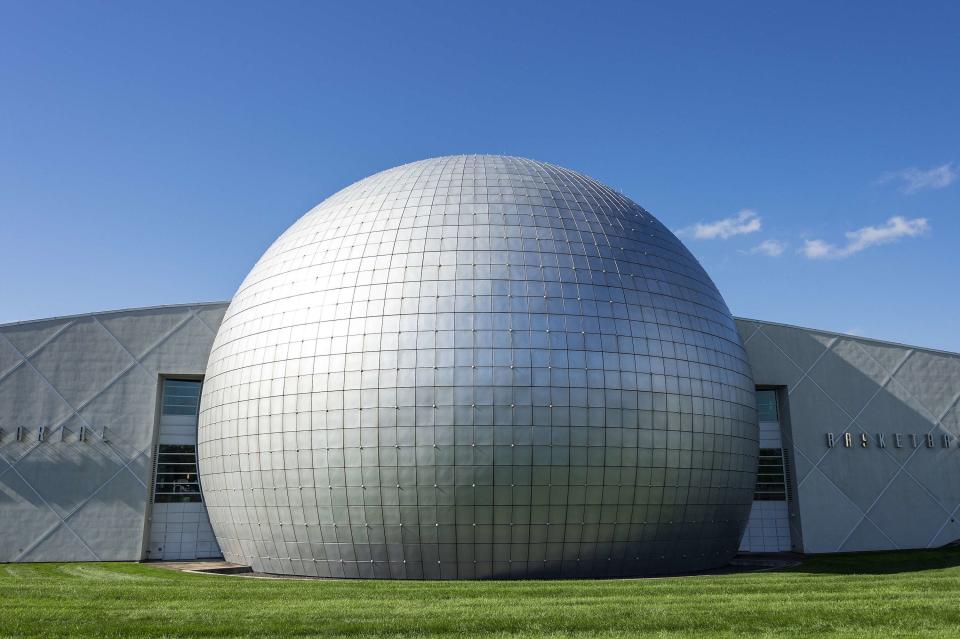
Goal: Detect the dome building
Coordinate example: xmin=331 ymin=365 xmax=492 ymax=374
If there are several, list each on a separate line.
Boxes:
xmin=3 ymin=155 xmax=958 ymax=573
xmin=196 ymin=155 xmax=758 ymax=578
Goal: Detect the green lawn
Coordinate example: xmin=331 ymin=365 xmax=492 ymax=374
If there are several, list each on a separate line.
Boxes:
xmin=2 ymin=549 xmax=960 ymax=638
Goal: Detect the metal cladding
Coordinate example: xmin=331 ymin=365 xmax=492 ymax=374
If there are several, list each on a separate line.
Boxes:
xmin=197 ymin=155 xmax=757 ymax=578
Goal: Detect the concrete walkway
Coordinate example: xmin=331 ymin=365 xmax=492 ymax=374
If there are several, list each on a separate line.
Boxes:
xmin=146 ymin=560 xmax=252 ymax=575
xmin=146 ymin=554 xmax=803 ymax=580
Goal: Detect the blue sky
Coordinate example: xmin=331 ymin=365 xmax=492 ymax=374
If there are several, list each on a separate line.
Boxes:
xmin=1 ymin=1 xmax=957 ymax=351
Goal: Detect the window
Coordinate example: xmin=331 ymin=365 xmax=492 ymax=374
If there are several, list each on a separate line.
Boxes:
xmin=154 ymin=444 xmax=202 ymax=503
xmin=756 ymin=389 xmax=778 ymax=422
xmin=162 ymin=379 xmax=202 ymax=416
xmin=754 ymin=448 xmax=787 ymax=501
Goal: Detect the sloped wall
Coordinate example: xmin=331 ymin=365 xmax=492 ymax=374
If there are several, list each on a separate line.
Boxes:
xmin=2 ymin=305 xmax=956 ymax=562
xmin=0 ymin=302 xmax=227 ymax=561
xmin=737 ymin=318 xmax=960 ymax=553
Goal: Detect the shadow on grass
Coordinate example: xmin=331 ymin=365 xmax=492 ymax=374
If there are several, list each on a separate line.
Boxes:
xmin=783 ymin=545 xmax=960 ymax=575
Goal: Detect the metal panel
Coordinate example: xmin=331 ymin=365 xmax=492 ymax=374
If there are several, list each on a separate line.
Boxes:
xmin=739 ymin=416 xmax=791 ymax=552
xmin=199 ymin=155 xmax=758 ymax=579
xmin=736 ymin=318 xmax=960 ymax=553
xmin=147 ymin=378 xmax=220 ymax=560
xmin=0 ymin=303 xmax=228 ymax=562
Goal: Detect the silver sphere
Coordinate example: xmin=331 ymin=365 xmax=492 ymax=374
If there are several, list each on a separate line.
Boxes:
xmin=198 ymin=155 xmax=757 ymax=578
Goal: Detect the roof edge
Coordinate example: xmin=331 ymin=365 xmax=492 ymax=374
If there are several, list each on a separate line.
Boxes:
xmin=0 ymin=301 xmax=231 ymax=329
xmin=1 ymin=304 xmax=953 ymax=358
xmin=734 ymin=316 xmax=959 ymax=358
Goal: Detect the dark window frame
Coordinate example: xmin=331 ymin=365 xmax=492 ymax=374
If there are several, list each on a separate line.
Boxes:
xmin=154 ymin=443 xmax=203 ymax=503
xmin=754 ymin=447 xmax=787 ymax=501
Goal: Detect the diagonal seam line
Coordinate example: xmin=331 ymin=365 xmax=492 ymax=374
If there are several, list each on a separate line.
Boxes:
xmin=839 ymin=345 xmax=960 ymax=528
xmin=131 ymin=311 xmax=197 ymax=361
xmin=870 ymin=378 xmax=960 ymax=514
xmin=797 ymin=343 xmax=956 ymax=549
xmin=0 ymin=424 xmax=66 ymax=479
xmin=868 ymin=347 xmax=941 ymax=423
xmin=76 ymin=311 xmax=203 ymax=490
xmin=915 ymin=391 xmax=960 ymax=548
xmin=0 ymin=332 xmax=94 ymax=430
xmin=775 ymin=415 xmax=816 ymax=486
xmin=0 ymin=319 xmax=77 ymax=384
xmin=927 ymin=501 xmax=960 ymax=547
xmin=61 ymin=447 xmax=152 ymax=522
xmin=841 ymin=463 xmax=947 ymax=552
xmin=756 ymin=329 xmax=907 ymax=545
xmin=10 ymin=518 xmax=75 ymax=562
xmin=796 ymin=347 xmax=910 ymax=482
xmin=0 ymin=356 xmax=26 ymax=386
xmin=739 ymin=322 xmax=760 ymax=346
xmin=4 ymin=354 xmax=145 ymax=484
xmin=189 ymin=307 xmax=217 ymax=336
xmin=1 ymin=314 xmax=178 ymax=489
xmin=63 ymin=361 xmax=137 ymax=415
xmin=0 ymin=447 xmax=102 ymax=561
xmin=786 ymin=440 xmax=818 ymax=486
xmin=1 ymin=363 xmax=145 ymax=478
xmin=758 ymin=328 xmax=840 ymax=489
xmin=20 ymin=319 xmax=78 ymax=359
xmin=92 ymin=316 xmax=149 ymax=377
xmin=4 ymin=393 xmax=147 ymax=492
xmin=96 ymin=427 xmax=149 ymax=490
xmin=804 ymin=464 xmax=899 ymax=549
xmin=784 ymin=334 xmax=838 ymax=397
xmin=796 ymin=349 xmax=912 ymax=487
xmin=10 ymin=445 xmax=151 ymax=561
xmin=41 ymin=312 xmax=198 ymax=478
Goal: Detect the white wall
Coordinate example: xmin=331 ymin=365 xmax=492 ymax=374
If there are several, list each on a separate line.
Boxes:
xmin=0 ymin=303 xmax=228 ymax=561
xmin=737 ymin=318 xmax=960 ymax=553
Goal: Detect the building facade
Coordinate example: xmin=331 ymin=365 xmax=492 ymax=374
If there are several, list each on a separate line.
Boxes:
xmin=735 ymin=317 xmax=960 ymax=554
xmin=197 ymin=156 xmax=758 ymax=578
xmin=1 ymin=155 xmax=957 ymax=576
xmin=1 ymin=303 xmax=958 ymax=566
xmin=0 ymin=303 xmax=226 ymax=562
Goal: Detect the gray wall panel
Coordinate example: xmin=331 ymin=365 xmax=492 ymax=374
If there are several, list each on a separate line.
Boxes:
xmin=2 ymin=256 xmax=956 ymax=566
xmin=736 ymin=318 xmax=960 ymax=553
xmin=0 ymin=302 xmax=227 ymax=562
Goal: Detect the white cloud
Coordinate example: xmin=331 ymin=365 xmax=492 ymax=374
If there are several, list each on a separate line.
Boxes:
xmin=746 ymin=239 xmax=786 ymax=257
xmin=678 ymin=209 xmax=761 ymax=240
xmin=878 ymin=163 xmax=956 ymax=194
xmin=801 ymin=216 xmax=929 ymax=260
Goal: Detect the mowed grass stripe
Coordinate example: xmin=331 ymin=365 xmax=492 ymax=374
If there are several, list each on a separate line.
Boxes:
xmin=1 ymin=548 xmax=959 ymax=638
